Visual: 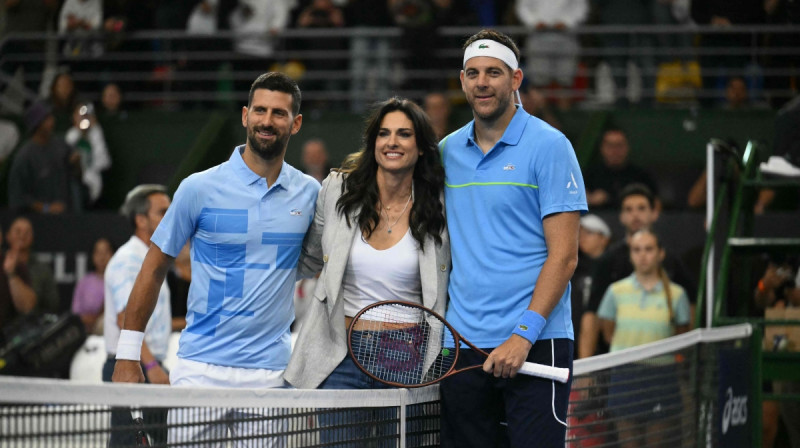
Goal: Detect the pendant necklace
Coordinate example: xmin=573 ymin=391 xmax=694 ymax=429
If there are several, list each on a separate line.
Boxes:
xmin=380 ymin=191 xmax=412 ymax=234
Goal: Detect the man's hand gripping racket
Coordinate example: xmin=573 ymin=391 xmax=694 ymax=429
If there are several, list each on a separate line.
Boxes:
xmin=347 ymin=301 xmax=569 ymax=387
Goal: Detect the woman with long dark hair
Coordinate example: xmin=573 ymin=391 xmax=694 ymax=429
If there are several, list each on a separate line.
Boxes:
xmin=286 ymin=96 xmax=449 ymax=390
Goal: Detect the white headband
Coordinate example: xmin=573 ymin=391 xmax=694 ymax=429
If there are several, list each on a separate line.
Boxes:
xmin=463 ymin=39 xmax=518 ymax=71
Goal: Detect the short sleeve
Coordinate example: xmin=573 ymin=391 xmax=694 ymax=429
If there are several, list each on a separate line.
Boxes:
xmin=673 ymin=286 xmax=691 ymax=326
xmin=105 ymin=257 xmax=140 ymax=314
xmin=534 ymin=133 xmax=588 ymax=218
xmin=151 ymin=175 xmax=201 ymax=257
xmin=596 ymin=286 xmax=617 ymax=321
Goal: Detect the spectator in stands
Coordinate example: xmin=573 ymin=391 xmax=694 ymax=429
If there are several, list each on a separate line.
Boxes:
xmin=0 ymin=223 xmax=37 ymax=333
xmin=300 ymin=138 xmax=332 ymax=183
xmin=592 ymin=0 xmax=657 ymax=105
xmin=597 ymin=229 xmax=690 ymax=446
xmin=47 ymin=71 xmax=78 ymax=131
xmin=764 ymin=0 xmax=800 ymax=109
xmin=691 ymin=0 xmax=766 ymax=107
xmin=761 ymin=94 xmax=800 ymax=179
xmin=229 ymin=0 xmax=292 ymax=61
xmin=580 ymin=184 xmax=696 ymax=358
xmin=0 ymin=118 xmax=20 ymax=162
xmin=103 ymin=184 xmax=171 ymax=446
xmin=71 ymin=237 xmax=113 ymax=335
xmin=65 ymin=101 xmax=111 ymax=207
xmin=422 ymin=91 xmax=454 ymax=141
xmin=515 ymin=0 xmax=587 ymax=110
xmin=573 ymin=214 xmax=611 ymax=359
xmin=584 ymin=127 xmax=659 ymax=210
xmin=58 ymin=0 xmax=103 ymax=57
xmin=723 ymin=76 xmax=749 ymax=110
xmin=519 ymin=81 xmax=562 ymax=131
xmin=7 ymin=100 xmax=81 ymax=214
xmin=1 ymin=0 xmax=60 ymax=90
xmin=99 ymin=82 xmax=127 ymax=119
xmin=754 ymin=257 xmax=800 ymax=448
xmin=294 ymin=0 xmax=346 ymax=107
xmin=5 ymin=216 xmax=60 ymax=315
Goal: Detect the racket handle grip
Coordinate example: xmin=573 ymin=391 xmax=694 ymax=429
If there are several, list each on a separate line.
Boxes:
xmin=519 ymin=362 xmax=570 ymax=383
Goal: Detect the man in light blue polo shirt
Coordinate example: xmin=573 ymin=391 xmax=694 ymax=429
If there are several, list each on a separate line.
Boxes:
xmin=111 ymin=72 xmax=320 ymax=446
xmin=439 ymin=29 xmax=587 ymax=448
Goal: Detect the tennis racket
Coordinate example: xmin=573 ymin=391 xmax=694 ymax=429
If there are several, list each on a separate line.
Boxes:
xmin=131 ymin=409 xmax=151 ymax=446
xmin=347 ymin=300 xmax=570 ymax=388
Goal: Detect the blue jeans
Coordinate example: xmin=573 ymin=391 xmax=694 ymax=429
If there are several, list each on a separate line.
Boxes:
xmin=318 ymin=354 xmax=398 ymax=447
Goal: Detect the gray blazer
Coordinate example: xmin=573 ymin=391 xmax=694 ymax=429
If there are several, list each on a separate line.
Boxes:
xmin=285 ymin=172 xmax=450 ymax=389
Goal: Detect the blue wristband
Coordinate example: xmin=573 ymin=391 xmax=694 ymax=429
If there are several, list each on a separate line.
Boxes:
xmin=512 ymin=310 xmax=546 ymax=344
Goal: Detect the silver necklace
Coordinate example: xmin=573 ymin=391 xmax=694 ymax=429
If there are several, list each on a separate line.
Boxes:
xmin=380 ymin=192 xmax=412 ymax=234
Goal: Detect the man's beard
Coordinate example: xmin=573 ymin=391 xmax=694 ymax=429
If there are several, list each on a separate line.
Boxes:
xmin=470 ymin=91 xmax=512 ymax=123
xmin=247 ymin=125 xmax=289 ymax=161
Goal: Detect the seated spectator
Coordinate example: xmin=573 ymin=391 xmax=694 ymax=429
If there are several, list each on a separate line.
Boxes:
xmin=0 ymin=118 xmax=20 ymax=163
xmin=579 ymin=184 xmax=695 ymax=358
xmin=584 ymin=127 xmax=659 ymax=209
xmin=65 ymin=101 xmax=111 ymax=206
xmin=519 ymin=81 xmax=562 ymax=131
xmin=0 ymin=224 xmax=37 ymax=338
xmin=423 ymin=91 xmax=455 ymax=141
xmin=8 ymin=101 xmax=82 ymax=214
xmin=71 ymin=237 xmax=113 ymax=335
xmin=58 ymin=0 xmax=103 ymax=57
xmin=5 ymin=216 xmax=60 ymax=315
xmin=597 ymin=229 xmax=690 ymax=446
xmin=515 ymin=0 xmax=588 ymax=110
xmin=99 ymin=82 xmax=127 ymax=119
xmin=47 ymin=71 xmax=78 ymax=132
xmin=723 ymin=76 xmax=749 ymax=110
xmin=753 ymin=255 xmax=800 ymax=448
xmin=300 ymin=139 xmax=332 ymax=183
xmin=572 ymin=214 xmax=611 ymax=359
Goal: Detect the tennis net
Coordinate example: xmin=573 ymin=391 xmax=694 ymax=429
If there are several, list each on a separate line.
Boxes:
xmin=0 ymin=324 xmax=752 ymax=447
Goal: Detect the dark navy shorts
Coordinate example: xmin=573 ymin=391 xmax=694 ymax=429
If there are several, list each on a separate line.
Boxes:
xmin=439 ymin=338 xmax=573 ymax=448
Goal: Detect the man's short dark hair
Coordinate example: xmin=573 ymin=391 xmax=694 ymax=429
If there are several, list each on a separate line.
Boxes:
xmin=120 ymin=184 xmax=167 ymax=228
xmin=248 ymin=72 xmax=302 ymax=116
xmin=619 ymin=183 xmax=656 ymax=209
xmin=462 ymin=29 xmax=520 ymax=71
xmin=603 ymin=126 xmax=627 ymax=139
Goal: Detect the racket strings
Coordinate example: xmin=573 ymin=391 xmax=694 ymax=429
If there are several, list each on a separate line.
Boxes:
xmin=350 ymin=303 xmax=456 ymax=386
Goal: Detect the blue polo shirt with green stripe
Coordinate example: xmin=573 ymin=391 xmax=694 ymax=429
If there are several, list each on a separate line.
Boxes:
xmin=440 ymin=106 xmax=587 ymax=348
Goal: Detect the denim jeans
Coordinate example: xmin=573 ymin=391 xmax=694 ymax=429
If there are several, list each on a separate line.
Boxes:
xmin=318 ymin=353 xmax=398 ymax=447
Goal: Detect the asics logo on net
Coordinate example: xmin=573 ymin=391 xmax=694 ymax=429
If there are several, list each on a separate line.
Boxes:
xmin=721 ymin=387 xmax=748 ymax=434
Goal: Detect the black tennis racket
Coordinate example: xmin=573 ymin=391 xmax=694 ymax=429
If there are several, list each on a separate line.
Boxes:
xmin=347 ymin=300 xmax=570 ymax=388
xmin=131 ymin=409 xmax=151 ymax=446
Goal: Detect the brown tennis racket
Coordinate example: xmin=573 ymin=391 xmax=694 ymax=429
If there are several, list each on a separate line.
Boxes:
xmin=347 ymin=300 xmax=570 ymax=388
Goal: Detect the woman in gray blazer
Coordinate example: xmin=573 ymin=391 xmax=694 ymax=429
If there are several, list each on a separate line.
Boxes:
xmin=286 ymin=97 xmax=450 ymax=391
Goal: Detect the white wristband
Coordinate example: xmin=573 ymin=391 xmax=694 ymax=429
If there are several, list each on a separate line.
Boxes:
xmin=115 ymin=330 xmax=145 ymax=361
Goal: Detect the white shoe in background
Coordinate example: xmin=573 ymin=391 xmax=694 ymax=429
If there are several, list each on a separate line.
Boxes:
xmin=760 ymin=156 xmax=800 ymax=177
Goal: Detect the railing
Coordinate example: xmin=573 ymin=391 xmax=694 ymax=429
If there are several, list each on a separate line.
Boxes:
xmin=1 ymin=25 xmax=798 ymax=113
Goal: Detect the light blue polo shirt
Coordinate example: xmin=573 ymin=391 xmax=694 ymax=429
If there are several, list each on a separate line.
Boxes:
xmin=151 ymin=146 xmax=320 ymax=369
xmin=441 ymin=106 xmax=587 ymax=348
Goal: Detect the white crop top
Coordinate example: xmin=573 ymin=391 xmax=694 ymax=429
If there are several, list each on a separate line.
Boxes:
xmin=342 ymin=229 xmax=422 ymax=317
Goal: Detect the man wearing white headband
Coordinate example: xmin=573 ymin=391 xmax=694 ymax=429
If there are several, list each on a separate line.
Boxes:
xmin=439 ymin=29 xmax=587 ymax=448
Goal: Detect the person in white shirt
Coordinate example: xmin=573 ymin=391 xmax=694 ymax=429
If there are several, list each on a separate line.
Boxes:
xmin=102 ymin=184 xmax=171 ymax=447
